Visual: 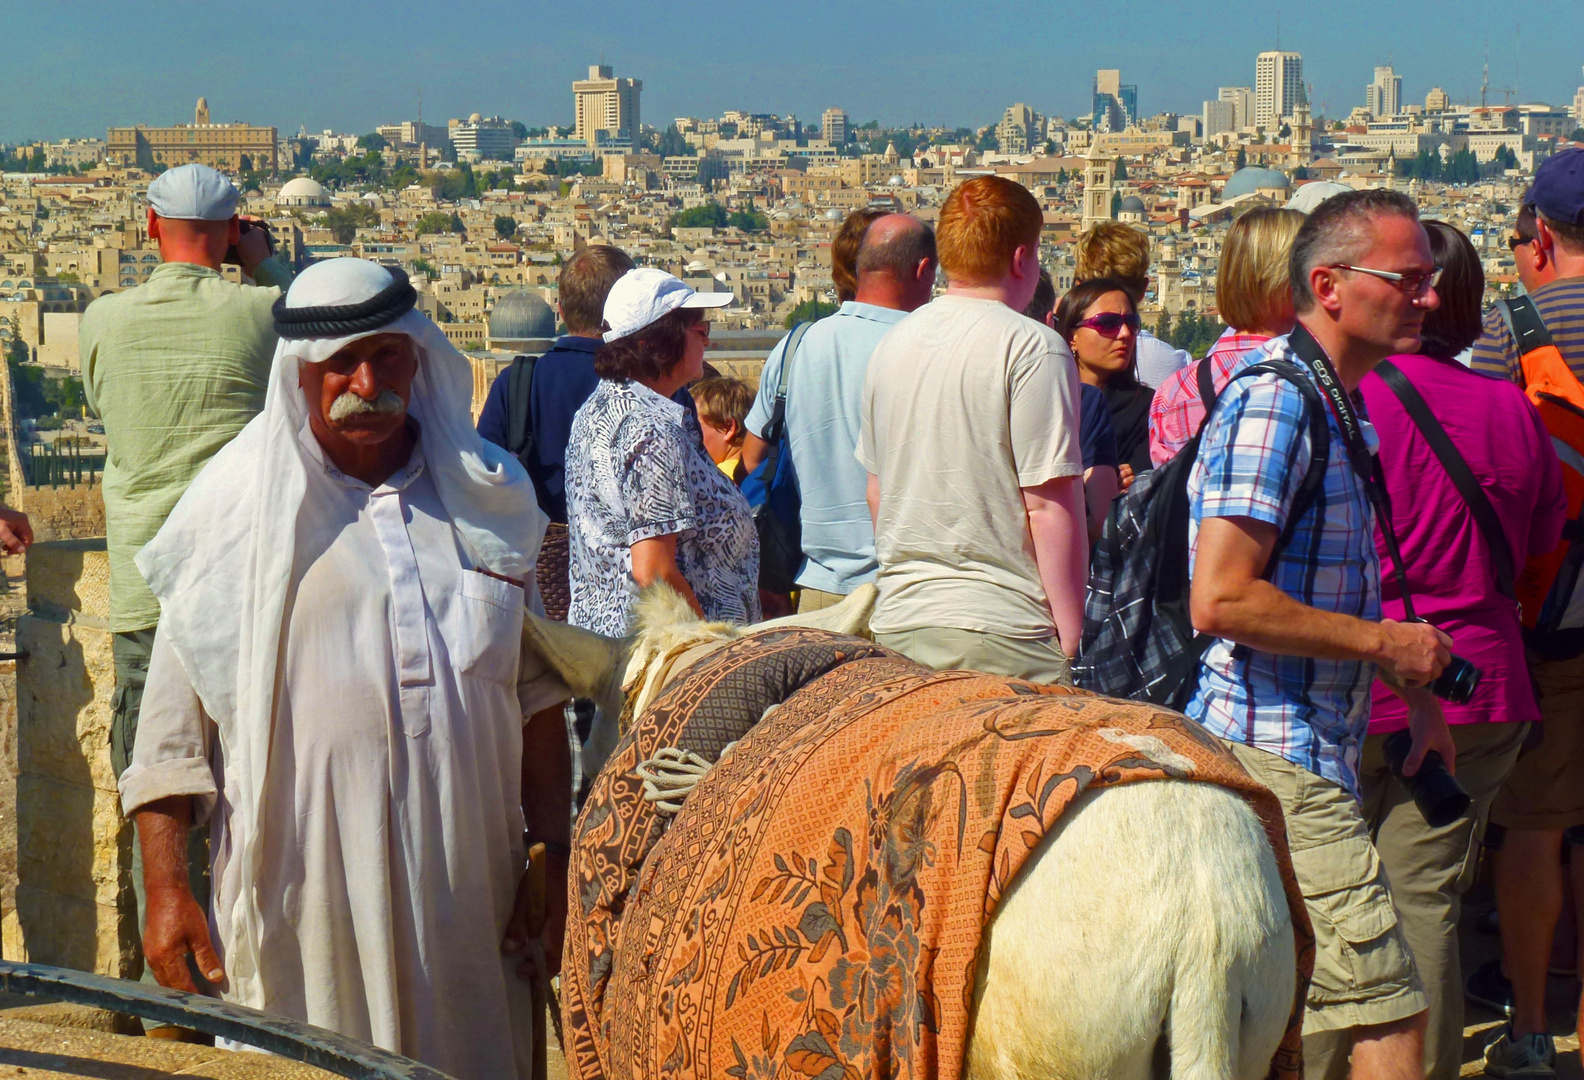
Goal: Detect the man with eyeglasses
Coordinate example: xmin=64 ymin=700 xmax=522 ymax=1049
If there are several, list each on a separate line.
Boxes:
xmin=1187 ymin=188 xmax=1455 ymax=1080
xmin=1467 ymin=149 xmax=1584 ymax=1080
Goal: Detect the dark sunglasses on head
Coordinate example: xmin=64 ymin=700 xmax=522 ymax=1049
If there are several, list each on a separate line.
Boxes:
xmin=1077 ymin=312 xmax=1142 ymax=336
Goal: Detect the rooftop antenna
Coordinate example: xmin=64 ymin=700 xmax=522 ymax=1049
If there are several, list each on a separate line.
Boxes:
xmin=1275 ymin=10 xmax=1281 ymax=50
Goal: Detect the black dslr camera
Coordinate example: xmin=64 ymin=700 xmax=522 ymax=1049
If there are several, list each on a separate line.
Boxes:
xmin=1381 ymin=729 xmax=1470 ymax=828
xmin=1403 ymin=618 xmax=1481 ymax=706
xmin=224 ymin=218 xmax=275 ymax=267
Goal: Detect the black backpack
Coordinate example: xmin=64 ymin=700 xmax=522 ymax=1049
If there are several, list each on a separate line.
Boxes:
xmin=503 ymin=354 xmax=538 ymax=470
xmin=1073 ymin=358 xmax=1330 ymax=709
xmin=740 ymin=322 xmax=813 ymax=593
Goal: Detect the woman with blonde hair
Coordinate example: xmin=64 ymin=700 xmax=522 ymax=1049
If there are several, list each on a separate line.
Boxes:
xmin=1147 ymin=206 xmax=1305 ymax=465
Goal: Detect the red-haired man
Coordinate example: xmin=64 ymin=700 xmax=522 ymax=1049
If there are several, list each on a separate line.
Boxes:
xmin=857 ymin=176 xmax=1087 ymax=682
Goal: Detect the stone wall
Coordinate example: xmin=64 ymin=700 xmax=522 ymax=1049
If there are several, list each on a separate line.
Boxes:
xmin=4 ymin=540 xmax=134 ymax=976
xmin=0 ymin=347 xmax=105 ymax=542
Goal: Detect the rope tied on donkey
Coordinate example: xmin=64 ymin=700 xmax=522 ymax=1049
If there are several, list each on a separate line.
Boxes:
xmin=634 ymin=741 xmax=739 ymax=815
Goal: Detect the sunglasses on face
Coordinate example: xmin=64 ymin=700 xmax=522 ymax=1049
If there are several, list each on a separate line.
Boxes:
xmin=687 ymin=320 xmax=711 ymax=339
xmin=1077 ymin=312 xmax=1142 ymax=336
xmin=1508 ymin=233 xmax=1535 ymax=251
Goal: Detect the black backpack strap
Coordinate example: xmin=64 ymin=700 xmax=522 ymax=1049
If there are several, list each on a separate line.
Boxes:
xmin=1376 ymin=360 xmax=1517 ymax=597
xmin=1503 ymin=294 xmax=1555 ymax=352
xmin=1195 ymin=356 xmax=1219 ymax=427
xmin=758 ymin=321 xmax=814 ymax=480
xmin=1227 ymin=359 xmax=1331 ymax=561
xmin=504 ymin=354 xmax=537 ymax=469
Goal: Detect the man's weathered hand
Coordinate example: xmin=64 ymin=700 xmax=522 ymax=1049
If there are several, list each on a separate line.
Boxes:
xmin=502 ymin=852 xmax=568 ymax=980
xmin=1376 ymin=619 xmax=1451 ymax=689
xmin=143 ymin=884 xmax=223 ymax=993
xmin=0 ymin=507 xmax=32 ymax=555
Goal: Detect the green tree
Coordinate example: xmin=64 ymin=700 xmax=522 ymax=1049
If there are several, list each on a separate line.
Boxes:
xmin=358 ymin=132 xmax=388 ymax=152
xmin=324 ymin=202 xmax=379 ymax=244
xmin=671 ymin=203 xmax=730 ymax=230
xmin=1153 ymin=309 xmax=1173 ymax=342
xmin=493 ymin=215 xmax=518 ymax=240
xmin=1110 ymin=191 xmax=1122 ymax=217
xmin=430 ymin=163 xmax=478 ymax=201
xmin=1571 ymin=128 xmax=1584 ymax=143
xmin=1168 ymin=309 xmax=1228 ymax=357
xmin=415 ymin=211 xmax=459 ymax=236
xmin=510 ymin=121 xmax=528 ymax=141
xmin=784 ymin=299 xmax=837 ymax=328
xmin=1113 ymin=157 xmax=1127 ymax=181
xmin=1234 ymin=146 xmax=1247 ymax=170
xmin=411 ymin=258 xmax=436 ymax=277
xmin=656 ymin=126 xmax=690 ymax=157
xmin=727 ymin=209 xmax=769 ymax=233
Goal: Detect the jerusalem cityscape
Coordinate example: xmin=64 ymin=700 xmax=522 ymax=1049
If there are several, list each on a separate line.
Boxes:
xmin=2 ymin=5 xmax=1584 ymax=1080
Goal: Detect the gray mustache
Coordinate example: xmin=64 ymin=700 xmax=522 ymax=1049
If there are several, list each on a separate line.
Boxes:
xmin=328 ymin=389 xmax=405 ymax=422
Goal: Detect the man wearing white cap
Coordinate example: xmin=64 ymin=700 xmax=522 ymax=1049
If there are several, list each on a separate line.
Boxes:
xmin=117 ymin=258 xmax=571 ymax=1078
xmin=80 ymin=162 xmax=295 ymax=1022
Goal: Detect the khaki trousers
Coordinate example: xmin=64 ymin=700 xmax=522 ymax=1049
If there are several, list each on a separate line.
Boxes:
xmin=796 ymin=588 xmax=848 ymax=614
xmin=1304 ymin=723 xmax=1528 ymax=1080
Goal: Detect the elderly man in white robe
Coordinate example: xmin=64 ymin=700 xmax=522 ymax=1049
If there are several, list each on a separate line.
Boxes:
xmin=118 ymin=258 xmax=571 ymax=1079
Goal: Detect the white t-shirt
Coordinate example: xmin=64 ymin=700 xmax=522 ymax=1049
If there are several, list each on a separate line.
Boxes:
xmin=857 ymin=294 xmax=1084 ymax=639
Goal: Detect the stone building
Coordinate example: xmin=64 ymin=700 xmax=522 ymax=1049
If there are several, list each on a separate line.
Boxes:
xmin=107 ymin=98 xmax=277 ymax=172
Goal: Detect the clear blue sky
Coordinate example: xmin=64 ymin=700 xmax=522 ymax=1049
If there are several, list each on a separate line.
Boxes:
xmin=3 ymin=0 xmax=1579 ymax=143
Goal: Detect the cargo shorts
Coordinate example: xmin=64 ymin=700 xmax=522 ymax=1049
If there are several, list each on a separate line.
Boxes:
xmin=1225 ymin=740 xmax=1428 ymax=1035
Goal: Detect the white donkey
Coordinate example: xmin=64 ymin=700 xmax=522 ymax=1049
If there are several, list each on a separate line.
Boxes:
xmin=526 ymin=586 xmax=1298 ymax=1080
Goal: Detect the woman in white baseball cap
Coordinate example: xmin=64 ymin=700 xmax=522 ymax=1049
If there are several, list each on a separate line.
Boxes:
xmin=563 ymin=268 xmax=758 ymax=639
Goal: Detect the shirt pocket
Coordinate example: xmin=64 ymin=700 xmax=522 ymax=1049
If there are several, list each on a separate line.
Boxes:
xmin=456 ymin=571 xmax=525 ymax=686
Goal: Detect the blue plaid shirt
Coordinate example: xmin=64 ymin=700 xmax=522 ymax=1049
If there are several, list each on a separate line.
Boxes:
xmin=1184 ymin=335 xmax=1381 ymax=795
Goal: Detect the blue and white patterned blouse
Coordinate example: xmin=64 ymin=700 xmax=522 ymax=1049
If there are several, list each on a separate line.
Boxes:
xmin=1183 ymin=335 xmax=1382 ymax=796
xmin=565 ymin=378 xmax=760 ymax=636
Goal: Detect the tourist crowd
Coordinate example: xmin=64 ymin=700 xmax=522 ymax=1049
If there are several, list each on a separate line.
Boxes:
xmin=48 ymin=149 xmax=1584 ymax=1080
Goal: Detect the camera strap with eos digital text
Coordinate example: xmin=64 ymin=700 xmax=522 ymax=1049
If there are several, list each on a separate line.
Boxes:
xmin=1286 ymin=323 xmax=1421 ymax=623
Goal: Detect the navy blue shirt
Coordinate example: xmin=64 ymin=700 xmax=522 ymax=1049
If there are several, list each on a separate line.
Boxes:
xmin=1079 ymin=383 xmax=1119 ymax=473
xmin=477 ymin=335 xmax=698 ymax=523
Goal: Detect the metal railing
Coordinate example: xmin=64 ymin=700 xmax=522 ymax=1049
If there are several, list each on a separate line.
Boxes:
xmin=17 ymin=439 xmax=101 ymax=488
xmin=0 ymin=961 xmax=455 ymax=1079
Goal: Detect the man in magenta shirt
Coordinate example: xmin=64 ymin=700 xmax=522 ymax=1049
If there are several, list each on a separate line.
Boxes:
xmin=1356 ymin=220 xmax=1566 ymax=1080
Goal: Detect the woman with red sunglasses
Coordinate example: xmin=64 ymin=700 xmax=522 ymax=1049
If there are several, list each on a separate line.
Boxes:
xmin=1054 ymin=277 xmax=1152 ymax=485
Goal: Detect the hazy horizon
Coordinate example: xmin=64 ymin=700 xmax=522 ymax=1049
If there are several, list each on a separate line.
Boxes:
xmin=4 ymin=0 xmax=1579 ymax=143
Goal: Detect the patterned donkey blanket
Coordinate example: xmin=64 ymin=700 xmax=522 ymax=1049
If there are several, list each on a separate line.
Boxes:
xmin=562 ymin=628 xmax=1313 ymax=1080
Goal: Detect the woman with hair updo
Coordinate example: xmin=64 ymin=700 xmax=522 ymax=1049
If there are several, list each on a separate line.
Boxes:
xmin=1148 ymin=206 xmax=1306 ymax=466
xmin=564 ymin=268 xmax=759 ymax=637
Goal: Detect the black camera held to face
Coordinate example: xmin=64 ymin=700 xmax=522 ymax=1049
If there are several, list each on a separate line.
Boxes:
xmin=224 ymin=218 xmax=275 ymax=268
xmin=1381 ymin=728 xmax=1471 ymax=828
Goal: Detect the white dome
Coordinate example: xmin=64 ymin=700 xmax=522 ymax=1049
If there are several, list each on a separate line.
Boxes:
xmin=469 ymin=112 xmax=483 ymax=123
xmin=278 ymin=176 xmax=330 ymax=206
xmin=280 ymin=177 xmax=328 ymax=198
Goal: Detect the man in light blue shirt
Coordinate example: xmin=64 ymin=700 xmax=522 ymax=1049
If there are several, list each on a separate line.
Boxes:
xmin=743 ymin=214 xmax=937 ymax=609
